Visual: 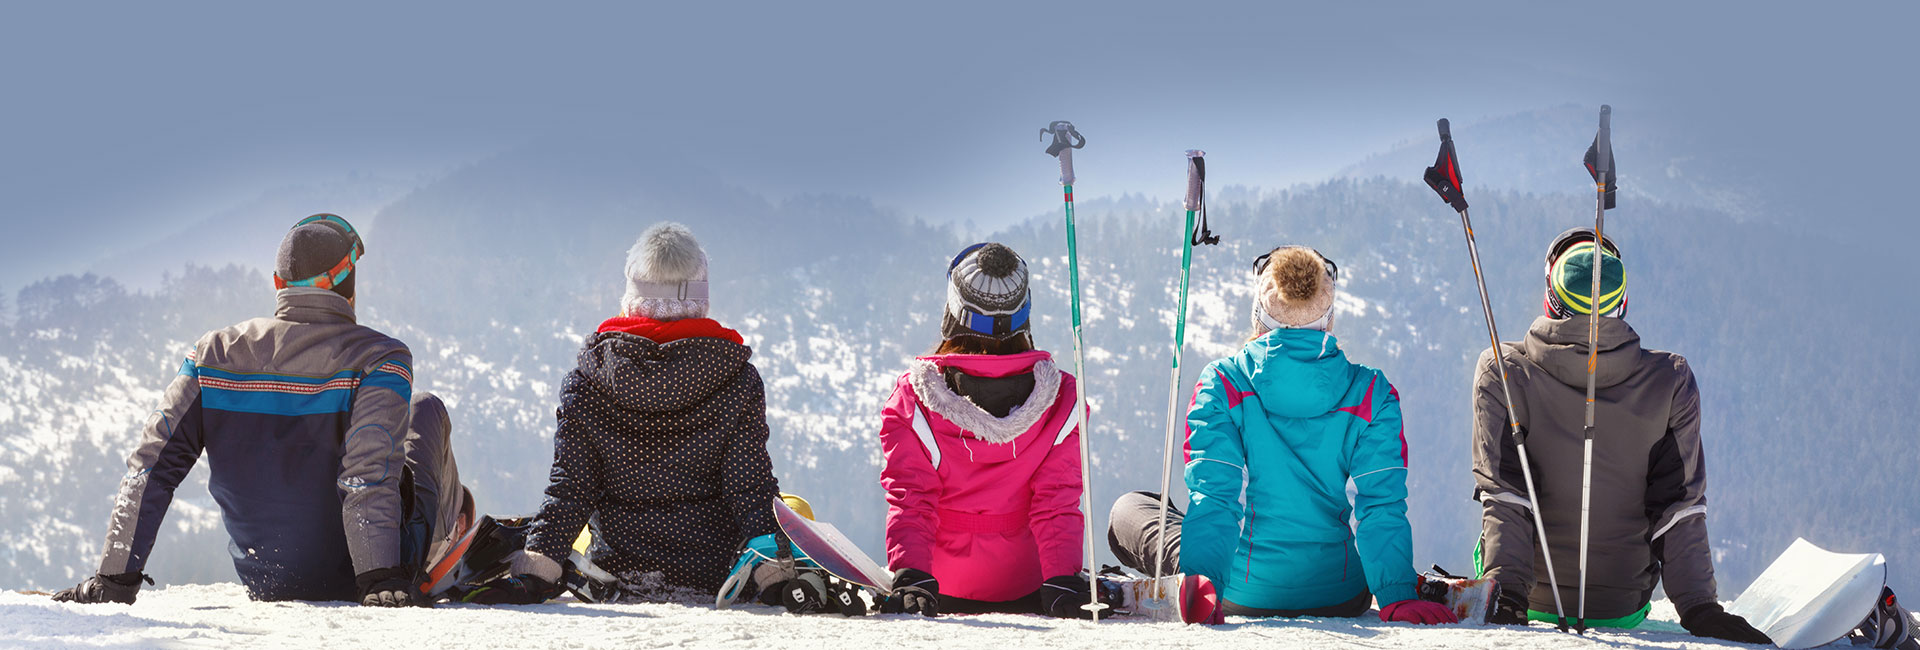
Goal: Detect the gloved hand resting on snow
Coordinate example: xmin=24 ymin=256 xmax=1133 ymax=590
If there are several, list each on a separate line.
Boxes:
xmin=1379 ymin=598 xmax=1458 ymax=624
xmin=880 ymin=568 xmax=939 ymax=617
xmin=356 ymin=567 xmax=421 ymax=607
xmin=1040 ymin=575 xmax=1102 ymax=619
xmin=1488 ymin=586 xmax=1531 ymax=625
xmin=1681 ymin=602 xmax=1772 ymax=645
xmin=51 ymin=572 xmax=150 ymax=605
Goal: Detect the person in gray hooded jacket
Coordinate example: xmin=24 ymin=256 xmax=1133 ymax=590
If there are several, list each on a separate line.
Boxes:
xmin=1471 ymin=228 xmax=1768 ymax=644
xmin=52 ymin=214 xmax=471 ymax=607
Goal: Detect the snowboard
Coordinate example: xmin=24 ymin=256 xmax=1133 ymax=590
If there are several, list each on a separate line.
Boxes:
xmin=1417 ymin=566 xmax=1497 ymax=624
xmin=772 ymin=497 xmax=893 ymax=595
xmin=1728 ymin=538 xmax=1888 ymax=649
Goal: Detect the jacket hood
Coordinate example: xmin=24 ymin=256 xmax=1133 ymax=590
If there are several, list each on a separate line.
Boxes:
xmin=1520 ymin=316 xmax=1643 ymax=389
xmin=574 ymin=329 xmax=752 ymax=414
xmin=1234 ymin=328 xmax=1358 ymax=419
xmin=596 ymin=316 xmax=744 ymax=344
xmin=908 ymin=350 xmax=1062 ymax=446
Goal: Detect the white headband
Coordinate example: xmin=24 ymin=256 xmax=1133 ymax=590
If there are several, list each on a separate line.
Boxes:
xmin=629 ymin=281 xmax=709 ymax=301
xmin=1254 ymin=298 xmax=1334 ymax=333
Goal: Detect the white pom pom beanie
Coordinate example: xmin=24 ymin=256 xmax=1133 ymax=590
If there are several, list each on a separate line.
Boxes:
xmin=621 ymin=222 xmax=710 ymax=321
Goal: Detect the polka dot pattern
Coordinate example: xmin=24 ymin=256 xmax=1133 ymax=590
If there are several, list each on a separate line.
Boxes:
xmin=523 ymin=331 xmax=781 ymax=593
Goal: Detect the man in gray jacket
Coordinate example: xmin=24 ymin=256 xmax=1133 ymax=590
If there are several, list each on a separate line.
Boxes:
xmin=52 ymin=214 xmax=470 ymax=607
xmin=1472 ymin=228 xmax=1768 ymax=643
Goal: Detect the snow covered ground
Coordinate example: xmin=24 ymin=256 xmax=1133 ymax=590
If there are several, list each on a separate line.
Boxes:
xmin=1 ymin=584 xmax=1797 ymax=649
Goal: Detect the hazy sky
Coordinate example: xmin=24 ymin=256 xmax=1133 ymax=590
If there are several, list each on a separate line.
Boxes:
xmin=3 ymin=0 xmax=1913 ymax=284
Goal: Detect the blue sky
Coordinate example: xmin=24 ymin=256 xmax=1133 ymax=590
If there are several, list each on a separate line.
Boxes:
xmin=2 ymin=1 xmax=1913 ymax=283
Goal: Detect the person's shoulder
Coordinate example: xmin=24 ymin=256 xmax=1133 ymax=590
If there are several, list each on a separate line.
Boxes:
xmin=1640 ymin=347 xmax=1693 ymax=379
xmin=193 ymin=316 xmax=277 ymax=360
xmin=348 ymin=325 xmax=411 ymax=365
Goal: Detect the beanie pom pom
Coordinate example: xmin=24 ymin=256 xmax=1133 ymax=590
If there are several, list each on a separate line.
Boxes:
xmin=974 ymin=243 xmax=1020 ymax=277
xmin=1270 ymin=248 xmax=1325 ymax=303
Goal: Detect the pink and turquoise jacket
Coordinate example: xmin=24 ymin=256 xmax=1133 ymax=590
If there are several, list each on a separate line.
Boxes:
xmin=879 ymin=350 xmax=1086 ymax=602
xmin=1183 ymin=328 xmax=1419 ymax=611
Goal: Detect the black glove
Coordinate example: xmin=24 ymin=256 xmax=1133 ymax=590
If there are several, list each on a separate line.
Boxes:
xmin=51 ymin=572 xmax=149 ymax=605
xmin=1487 ymin=586 xmax=1531 ymax=625
xmin=1040 ymin=575 xmax=1100 ymax=619
xmin=1681 ymin=602 xmax=1772 ymax=645
xmin=465 ymin=574 xmax=563 ymax=605
xmin=355 ymin=567 xmax=420 ymax=608
xmin=879 ymin=568 xmax=939 ymax=617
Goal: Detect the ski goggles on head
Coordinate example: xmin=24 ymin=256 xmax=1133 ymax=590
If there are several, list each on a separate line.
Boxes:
xmin=1252 ymin=245 xmax=1338 ymax=283
xmin=274 ymin=213 xmax=365 ymax=290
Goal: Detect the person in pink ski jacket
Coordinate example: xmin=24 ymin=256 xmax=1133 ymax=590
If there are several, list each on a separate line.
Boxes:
xmin=877 ymin=243 xmax=1093 ymax=618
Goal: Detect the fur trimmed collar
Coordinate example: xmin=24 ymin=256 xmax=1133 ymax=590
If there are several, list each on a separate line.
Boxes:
xmin=907 ymin=357 xmax=1061 ymax=445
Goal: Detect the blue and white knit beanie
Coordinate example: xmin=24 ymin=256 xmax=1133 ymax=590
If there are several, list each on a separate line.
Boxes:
xmin=621 ymin=222 xmax=709 ymax=321
xmin=942 ymin=243 xmax=1032 ymax=342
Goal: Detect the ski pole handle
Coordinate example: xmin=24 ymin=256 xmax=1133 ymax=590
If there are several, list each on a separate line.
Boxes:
xmin=1594 ymin=105 xmax=1612 ymax=177
xmin=1437 ymin=118 xmax=1452 ymax=141
xmin=1183 ymin=150 xmax=1205 ymax=212
xmin=1042 ymin=121 xmax=1085 ymax=185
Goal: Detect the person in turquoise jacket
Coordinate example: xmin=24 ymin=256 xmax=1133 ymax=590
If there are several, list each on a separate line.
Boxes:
xmin=1107 ymin=245 xmax=1453 ymax=623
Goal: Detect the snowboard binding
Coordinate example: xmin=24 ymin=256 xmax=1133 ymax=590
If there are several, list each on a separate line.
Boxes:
xmin=1852 ymin=587 xmax=1920 ymax=650
xmin=1417 ymin=565 xmax=1497 ymax=625
xmin=715 ymin=531 xmax=871 ymax=616
xmin=419 ymin=514 xmax=534 ymax=601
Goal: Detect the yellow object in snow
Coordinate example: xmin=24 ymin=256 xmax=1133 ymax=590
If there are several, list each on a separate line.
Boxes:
xmin=781 ymin=493 xmax=814 ymax=521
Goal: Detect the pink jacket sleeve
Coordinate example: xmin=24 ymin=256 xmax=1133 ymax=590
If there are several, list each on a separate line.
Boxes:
xmin=1026 ymin=375 xmax=1086 ymax=580
xmin=880 ymin=377 xmax=941 ymax=575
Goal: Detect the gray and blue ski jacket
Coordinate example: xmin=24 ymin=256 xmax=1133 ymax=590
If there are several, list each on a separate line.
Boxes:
xmin=94 ymin=288 xmax=414 ymax=601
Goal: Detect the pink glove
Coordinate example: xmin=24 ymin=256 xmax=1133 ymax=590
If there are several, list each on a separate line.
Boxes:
xmin=1379 ymin=599 xmax=1459 ymax=625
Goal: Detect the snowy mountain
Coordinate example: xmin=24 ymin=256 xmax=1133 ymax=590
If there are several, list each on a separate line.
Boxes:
xmin=3 ymin=131 xmax=1914 ymax=611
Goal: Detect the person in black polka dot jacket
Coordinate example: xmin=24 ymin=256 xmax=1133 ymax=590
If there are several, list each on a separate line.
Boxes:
xmin=507 ymin=222 xmax=781 ymax=596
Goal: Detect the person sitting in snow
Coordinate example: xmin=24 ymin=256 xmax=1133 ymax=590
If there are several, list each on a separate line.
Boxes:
xmin=875 ymin=242 xmax=1096 ymax=618
xmin=1469 ymin=228 xmax=1768 ymax=643
xmin=494 ymin=222 xmax=782 ymax=600
xmin=1107 ymin=245 xmax=1455 ymax=624
xmin=53 ymin=214 xmax=472 ymax=607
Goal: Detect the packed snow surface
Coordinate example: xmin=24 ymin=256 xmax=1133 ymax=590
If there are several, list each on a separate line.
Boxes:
xmin=1 ymin=584 xmax=1806 ymax=649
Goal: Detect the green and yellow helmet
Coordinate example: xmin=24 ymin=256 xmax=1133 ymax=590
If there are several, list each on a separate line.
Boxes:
xmin=1545 ymin=227 xmax=1625 ymax=318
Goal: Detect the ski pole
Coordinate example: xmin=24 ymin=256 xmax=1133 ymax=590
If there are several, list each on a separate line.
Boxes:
xmin=1423 ymin=118 xmax=1570 ymax=631
xmin=1575 ymin=104 xmax=1617 ymax=634
xmin=1041 ymin=120 xmax=1106 ymax=621
xmin=1152 ymin=150 xmax=1220 ymax=596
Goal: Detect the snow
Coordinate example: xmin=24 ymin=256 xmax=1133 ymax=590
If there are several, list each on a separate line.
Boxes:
xmin=0 ymin=585 xmax=1804 ymax=649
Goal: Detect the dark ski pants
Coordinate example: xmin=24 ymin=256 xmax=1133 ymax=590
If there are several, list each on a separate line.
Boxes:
xmin=939 ymin=591 xmax=1042 ymax=615
xmin=1107 ymin=490 xmax=1372 ymax=619
xmin=406 ymin=392 xmax=473 ymax=568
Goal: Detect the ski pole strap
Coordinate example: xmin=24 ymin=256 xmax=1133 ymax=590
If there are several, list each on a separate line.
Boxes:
xmin=1584 ymin=105 xmax=1617 ymax=210
xmin=1185 ymin=150 xmax=1219 ymax=246
xmin=1042 ymin=120 xmax=1085 ymax=185
xmin=1424 ymin=118 xmax=1470 ymax=212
